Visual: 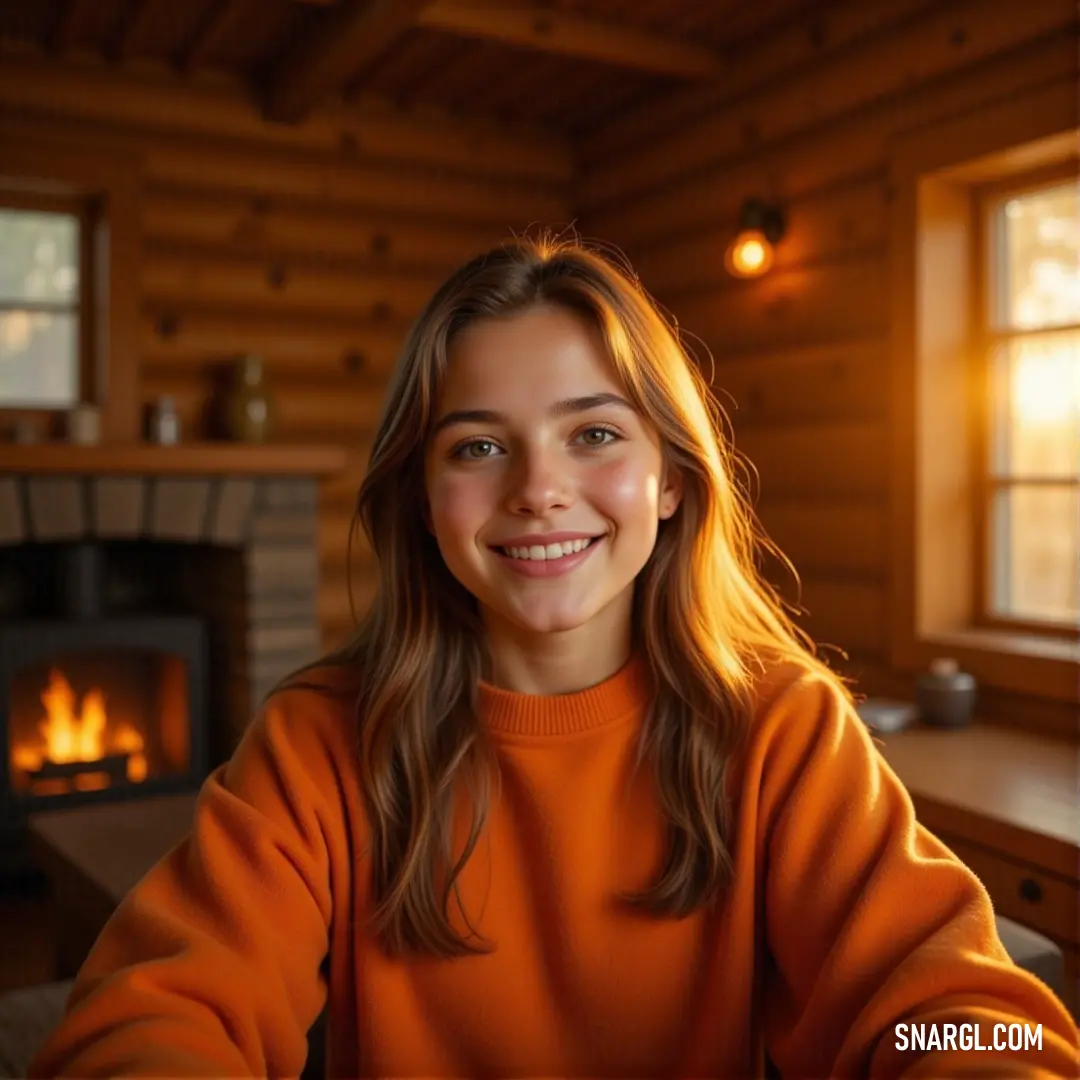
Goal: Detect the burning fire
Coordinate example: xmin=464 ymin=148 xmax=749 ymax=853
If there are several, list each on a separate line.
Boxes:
xmin=12 ymin=669 xmax=148 ymax=786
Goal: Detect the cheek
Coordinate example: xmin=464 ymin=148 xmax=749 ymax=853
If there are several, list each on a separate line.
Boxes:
xmin=428 ymin=471 xmax=491 ymax=538
xmin=591 ymin=458 xmax=661 ymax=521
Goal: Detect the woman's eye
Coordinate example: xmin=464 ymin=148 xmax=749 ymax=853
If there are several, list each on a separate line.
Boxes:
xmin=459 ymin=440 xmax=498 ymax=460
xmin=451 ymin=426 xmax=621 ymax=460
xmin=580 ymin=426 xmax=618 ymax=446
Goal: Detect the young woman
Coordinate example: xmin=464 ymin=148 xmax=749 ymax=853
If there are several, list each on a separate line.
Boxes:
xmin=29 ymin=237 xmax=1079 ymax=1078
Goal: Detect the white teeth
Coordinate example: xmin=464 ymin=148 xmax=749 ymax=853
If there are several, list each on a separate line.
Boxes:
xmin=501 ymin=537 xmax=596 ymax=560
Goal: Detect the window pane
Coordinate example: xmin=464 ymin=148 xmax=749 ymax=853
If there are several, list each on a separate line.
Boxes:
xmin=0 ymin=209 xmax=79 ymax=304
xmin=990 ymin=484 xmax=1079 ymax=624
xmin=0 ymin=310 xmax=79 ymax=405
xmin=996 ymin=181 xmax=1080 ymax=331
xmin=990 ymin=331 xmax=1080 ymax=479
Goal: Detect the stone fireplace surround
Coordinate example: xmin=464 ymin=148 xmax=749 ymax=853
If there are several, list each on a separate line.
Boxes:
xmin=0 ymin=444 xmax=347 ymax=767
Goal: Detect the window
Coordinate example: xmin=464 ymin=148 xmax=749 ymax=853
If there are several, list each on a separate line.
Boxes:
xmin=0 ymin=200 xmax=86 ymax=407
xmin=977 ymin=176 xmax=1080 ymax=631
xmin=1 ymin=136 xmax=142 ymax=441
xmin=888 ymin=78 xmax=1079 ymax=709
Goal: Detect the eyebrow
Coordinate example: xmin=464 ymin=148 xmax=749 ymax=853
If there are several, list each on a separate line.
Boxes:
xmin=432 ymin=392 xmax=636 ymax=436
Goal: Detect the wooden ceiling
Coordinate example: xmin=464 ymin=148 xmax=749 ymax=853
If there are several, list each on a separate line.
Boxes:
xmin=0 ymin=0 xmax=819 ymax=132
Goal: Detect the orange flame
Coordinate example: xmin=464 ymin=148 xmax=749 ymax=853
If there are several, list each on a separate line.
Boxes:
xmin=12 ymin=669 xmax=147 ymax=785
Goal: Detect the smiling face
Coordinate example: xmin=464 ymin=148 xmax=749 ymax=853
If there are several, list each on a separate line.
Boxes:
xmin=424 ymin=303 xmax=682 ymax=676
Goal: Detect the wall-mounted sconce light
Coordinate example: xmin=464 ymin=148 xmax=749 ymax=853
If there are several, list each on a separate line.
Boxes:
xmin=725 ymin=198 xmax=786 ymax=279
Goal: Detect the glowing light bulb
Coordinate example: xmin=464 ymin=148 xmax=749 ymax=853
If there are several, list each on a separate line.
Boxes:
xmin=725 ymin=228 xmax=775 ymax=279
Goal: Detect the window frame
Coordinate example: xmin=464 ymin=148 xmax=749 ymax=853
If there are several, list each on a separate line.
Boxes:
xmin=0 ymin=131 xmax=142 ymax=442
xmin=971 ymin=162 xmax=1080 ymax=639
xmin=0 ymin=188 xmax=97 ymax=413
xmin=887 ymin=78 xmax=1079 ymax=709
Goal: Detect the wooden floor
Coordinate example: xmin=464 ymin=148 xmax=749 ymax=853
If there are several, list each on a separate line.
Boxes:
xmin=0 ymin=873 xmax=57 ymax=994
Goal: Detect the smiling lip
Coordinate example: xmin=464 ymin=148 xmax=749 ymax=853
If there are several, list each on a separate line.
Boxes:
xmin=492 ymin=536 xmax=603 ymax=578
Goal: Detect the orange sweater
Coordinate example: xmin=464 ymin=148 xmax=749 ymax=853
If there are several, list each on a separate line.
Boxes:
xmin=29 ymin=654 xmax=1080 ymax=1078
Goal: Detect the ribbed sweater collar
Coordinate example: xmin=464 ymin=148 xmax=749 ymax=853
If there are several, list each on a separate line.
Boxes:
xmin=478 ymin=651 xmax=651 ymax=737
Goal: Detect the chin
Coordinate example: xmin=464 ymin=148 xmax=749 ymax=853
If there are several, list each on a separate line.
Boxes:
xmin=526 ymin=614 xmax=596 ymax=636
xmin=508 ymin=605 xmax=597 ymax=636
xmin=487 ymin=594 xmax=604 ymax=637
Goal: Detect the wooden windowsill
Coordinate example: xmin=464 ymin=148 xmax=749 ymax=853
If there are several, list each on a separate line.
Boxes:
xmin=0 ymin=442 xmax=350 ymax=476
xmin=897 ymin=628 xmax=1079 ymax=708
xmin=930 ymin=628 xmax=1079 ymax=664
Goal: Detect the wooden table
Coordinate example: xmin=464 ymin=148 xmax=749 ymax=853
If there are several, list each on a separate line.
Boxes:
xmin=27 ymin=792 xmax=199 ymax=977
xmin=877 ymin=723 xmax=1080 ymax=1015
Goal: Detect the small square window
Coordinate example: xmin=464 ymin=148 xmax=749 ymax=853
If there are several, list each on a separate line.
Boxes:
xmin=993 ymin=182 xmax=1080 ymax=331
xmin=0 ymin=207 xmax=82 ymax=407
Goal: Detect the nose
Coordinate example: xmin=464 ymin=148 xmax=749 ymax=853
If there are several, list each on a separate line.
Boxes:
xmin=505 ymin=443 xmax=573 ymax=516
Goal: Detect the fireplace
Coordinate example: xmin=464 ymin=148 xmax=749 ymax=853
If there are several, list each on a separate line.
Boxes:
xmin=0 ymin=457 xmax=336 ymax=881
xmin=0 ymin=543 xmax=209 ymax=826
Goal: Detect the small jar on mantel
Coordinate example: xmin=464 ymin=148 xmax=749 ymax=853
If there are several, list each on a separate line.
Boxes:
xmin=148 ymin=396 xmax=180 ymax=445
xmin=224 ymin=354 xmax=276 ymax=443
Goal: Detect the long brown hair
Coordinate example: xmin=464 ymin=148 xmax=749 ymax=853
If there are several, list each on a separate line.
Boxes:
xmin=284 ymin=232 xmax=850 ymax=958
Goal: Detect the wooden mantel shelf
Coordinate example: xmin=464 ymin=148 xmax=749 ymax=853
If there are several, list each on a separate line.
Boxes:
xmin=0 ymin=443 xmax=350 ymax=476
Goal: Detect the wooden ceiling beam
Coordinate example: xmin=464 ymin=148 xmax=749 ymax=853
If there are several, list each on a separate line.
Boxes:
xmin=416 ymin=0 xmax=724 ymax=79
xmin=178 ymin=0 xmax=253 ymax=74
xmin=108 ymin=0 xmax=157 ymax=64
xmin=264 ymin=0 xmax=432 ymax=124
xmin=51 ymin=0 xmax=97 ymax=52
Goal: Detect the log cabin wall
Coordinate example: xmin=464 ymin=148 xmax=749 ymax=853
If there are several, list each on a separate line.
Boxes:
xmin=0 ymin=53 xmax=573 ymax=649
xmin=576 ymin=0 xmax=1078 ymax=731
xmin=0 ymin=0 xmax=1074 ymax=728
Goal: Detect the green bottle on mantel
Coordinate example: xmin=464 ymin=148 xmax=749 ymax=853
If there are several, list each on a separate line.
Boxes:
xmin=225 ymin=354 xmax=276 ymax=443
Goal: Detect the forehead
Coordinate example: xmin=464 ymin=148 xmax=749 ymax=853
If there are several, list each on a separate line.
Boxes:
xmin=441 ymin=305 xmax=621 ymax=401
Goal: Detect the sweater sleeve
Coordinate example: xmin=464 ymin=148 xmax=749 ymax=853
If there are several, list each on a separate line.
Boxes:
xmin=27 ymin=685 xmax=345 ymax=1079
xmin=757 ymin=673 xmax=1080 ymax=1078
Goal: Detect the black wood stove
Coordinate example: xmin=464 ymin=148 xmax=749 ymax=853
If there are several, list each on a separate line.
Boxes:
xmin=0 ymin=543 xmax=208 ymax=858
